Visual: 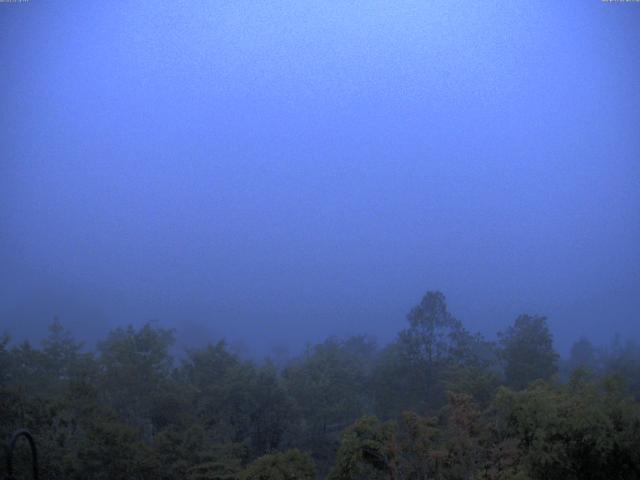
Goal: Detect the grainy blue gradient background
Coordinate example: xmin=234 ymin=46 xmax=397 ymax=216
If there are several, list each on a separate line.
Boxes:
xmin=1 ymin=1 xmax=639 ymax=355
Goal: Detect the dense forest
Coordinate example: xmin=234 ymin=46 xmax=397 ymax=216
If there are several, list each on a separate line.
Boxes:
xmin=2 ymin=291 xmax=640 ymax=479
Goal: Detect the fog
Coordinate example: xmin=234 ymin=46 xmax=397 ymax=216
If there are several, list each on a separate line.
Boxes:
xmin=1 ymin=1 xmax=639 ymax=356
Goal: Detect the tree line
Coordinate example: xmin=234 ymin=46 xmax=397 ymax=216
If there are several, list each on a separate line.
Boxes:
xmin=1 ymin=291 xmax=639 ymax=479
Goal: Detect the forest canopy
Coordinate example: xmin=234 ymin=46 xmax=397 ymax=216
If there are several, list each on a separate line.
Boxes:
xmin=2 ymin=291 xmax=640 ymax=479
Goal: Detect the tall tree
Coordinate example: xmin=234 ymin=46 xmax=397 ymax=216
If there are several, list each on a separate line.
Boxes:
xmin=568 ymin=337 xmax=599 ymax=373
xmin=0 ymin=333 xmax=11 ymax=386
xmin=98 ymin=323 xmax=175 ymax=437
xmin=401 ymin=291 xmax=464 ymax=366
xmin=283 ymin=337 xmax=373 ymax=472
xmin=387 ymin=291 xmax=477 ymax=410
xmin=41 ymin=318 xmax=84 ymax=395
xmin=499 ymin=314 xmax=558 ymax=389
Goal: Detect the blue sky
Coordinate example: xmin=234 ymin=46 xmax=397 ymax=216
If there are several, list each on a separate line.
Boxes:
xmin=1 ymin=1 xmax=639 ymax=355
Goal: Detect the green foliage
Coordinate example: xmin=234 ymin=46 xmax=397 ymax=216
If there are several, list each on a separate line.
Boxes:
xmin=330 ymin=395 xmax=487 ymax=480
xmin=374 ymin=291 xmax=498 ymax=416
xmin=283 ymin=336 xmax=374 ymax=469
xmin=404 ymin=291 xmax=461 ymax=363
xmin=568 ymin=336 xmax=598 ymax=373
xmin=149 ymin=426 xmax=243 ymax=480
xmin=180 ymin=342 xmax=294 ymax=456
xmin=328 ymin=416 xmax=397 ymax=480
xmin=98 ymin=323 xmax=176 ymax=436
xmin=42 ymin=318 xmax=84 ymax=385
xmin=241 ymin=449 xmax=315 ymax=480
xmin=439 ymin=392 xmax=486 ymax=478
xmin=499 ymin=314 xmax=558 ymax=389
xmin=186 ymin=461 xmax=239 ymax=480
xmin=485 ymin=379 xmax=640 ymax=479
xmin=1 ymin=296 xmax=639 ymax=480
xmin=603 ymin=337 xmax=640 ymax=397
xmin=0 ymin=333 xmax=13 ymax=385
xmin=76 ymin=416 xmax=153 ymax=480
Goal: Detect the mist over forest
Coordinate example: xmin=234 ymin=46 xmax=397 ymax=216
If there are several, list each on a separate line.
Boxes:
xmin=2 ymin=292 xmax=640 ymax=479
xmin=1 ymin=1 xmax=639 ymax=479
